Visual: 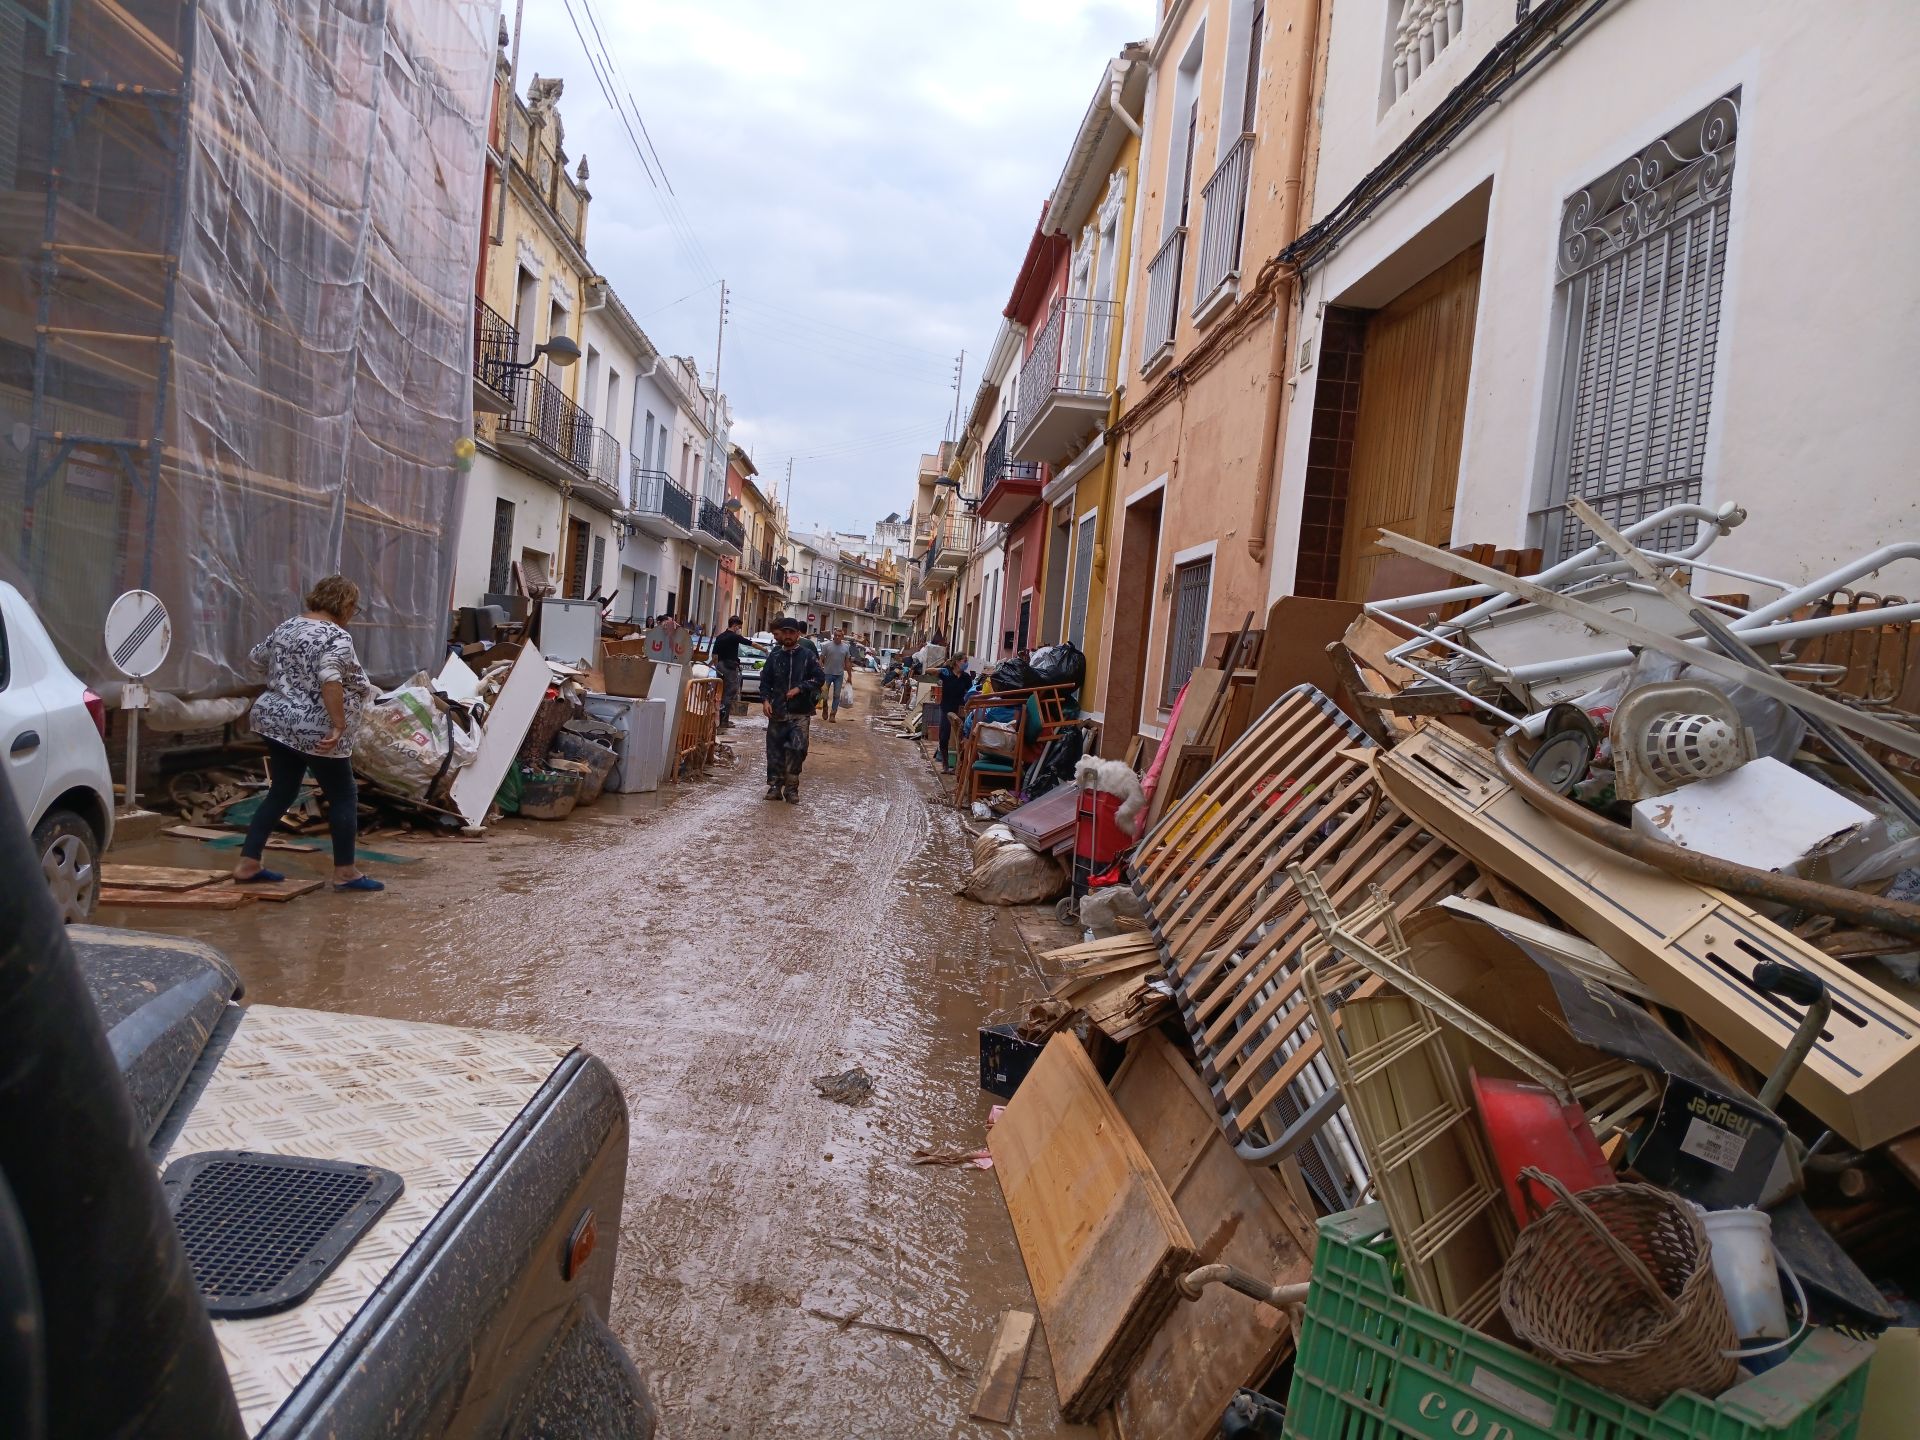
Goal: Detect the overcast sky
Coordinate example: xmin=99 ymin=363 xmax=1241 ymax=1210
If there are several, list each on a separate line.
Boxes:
xmin=508 ymin=0 xmax=1142 ymax=535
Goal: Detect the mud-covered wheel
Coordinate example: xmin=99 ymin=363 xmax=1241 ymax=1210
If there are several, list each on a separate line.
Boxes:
xmin=33 ymin=808 xmax=100 ymax=923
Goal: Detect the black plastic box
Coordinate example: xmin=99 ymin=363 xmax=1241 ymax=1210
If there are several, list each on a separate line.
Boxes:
xmin=979 ymin=1024 xmax=1045 ymax=1099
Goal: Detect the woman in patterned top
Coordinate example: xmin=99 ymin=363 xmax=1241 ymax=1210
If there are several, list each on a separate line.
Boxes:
xmin=233 ymin=574 xmax=384 ymax=892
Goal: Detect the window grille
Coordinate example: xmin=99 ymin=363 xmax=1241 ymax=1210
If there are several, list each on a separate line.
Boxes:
xmin=1542 ymin=93 xmax=1738 ymax=563
xmin=1164 ymin=557 xmax=1213 ymax=699
xmin=1068 ymin=514 xmax=1096 ymax=649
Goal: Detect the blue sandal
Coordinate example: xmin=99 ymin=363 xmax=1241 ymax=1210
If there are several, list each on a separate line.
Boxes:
xmin=235 ymin=869 xmax=286 ymax=884
xmin=334 ymin=875 xmax=384 ymax=892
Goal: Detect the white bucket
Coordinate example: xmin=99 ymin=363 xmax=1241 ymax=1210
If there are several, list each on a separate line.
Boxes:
xmin=1700 ymin=1207 xmax=1789 ymax=1342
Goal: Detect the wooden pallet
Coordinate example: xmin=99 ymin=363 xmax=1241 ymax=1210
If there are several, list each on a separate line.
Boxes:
xmin=1129 ymin=686 xmax=1487 ymax=1206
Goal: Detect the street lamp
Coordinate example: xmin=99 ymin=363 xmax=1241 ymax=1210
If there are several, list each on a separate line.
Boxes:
xmin=499 ymin=334 xmax=581 ymax=374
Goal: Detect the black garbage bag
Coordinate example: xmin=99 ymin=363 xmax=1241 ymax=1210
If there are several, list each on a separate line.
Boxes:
xmin=992 ymin=657 xmax=1033 ymax=692
xmin=1027 ymin=642 xmax=1086 ymax=689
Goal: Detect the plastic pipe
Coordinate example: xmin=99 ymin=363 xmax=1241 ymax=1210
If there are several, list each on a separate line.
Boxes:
xmin=1107 ymin=60 xmax=1141 ymax=138
xmin=1179 ymin=1263 xmax=1312 ymax=1309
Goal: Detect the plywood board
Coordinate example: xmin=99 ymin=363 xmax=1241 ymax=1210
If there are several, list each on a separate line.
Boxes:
xmin=1102 ymin=1033 xmax=1315 ymax=1440
xmin=1379 ymin=725 xmax=1920 ymax=1148
xmin=987 ymin=1034 xmax=1197 ymax=1421
xmin=1250 ymin=597 xmax=1362 ymax=719
xmin=98 ymin=884 xmax=250 ymax=911
xmin=449 ymin=641 xmax=549 ymax=828
xmin=99 ymin=864 xmax=226 ymax=891
xmin=967 ymin=1309 xmax=1036 ymax=1425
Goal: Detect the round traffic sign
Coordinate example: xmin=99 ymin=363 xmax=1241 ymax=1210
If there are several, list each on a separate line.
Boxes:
xmin=104 ymin=589 xmax=171 ymax=678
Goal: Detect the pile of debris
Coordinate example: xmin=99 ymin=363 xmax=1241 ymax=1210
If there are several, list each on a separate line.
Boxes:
xmin=974 ymin=502 xmax=1917 ymax=1438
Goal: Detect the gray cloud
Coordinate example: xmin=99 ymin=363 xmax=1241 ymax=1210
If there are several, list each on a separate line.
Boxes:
xmin=512 ymin=0 xmax=1141 ymax=529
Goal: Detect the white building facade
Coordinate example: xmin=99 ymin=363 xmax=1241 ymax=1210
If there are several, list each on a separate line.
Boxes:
xmin=1264 ymin=0 xmax=1920 ymax=610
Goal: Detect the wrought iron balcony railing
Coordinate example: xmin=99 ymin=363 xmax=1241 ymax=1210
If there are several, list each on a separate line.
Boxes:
xmin=1193 ymin=132 xmax=1254 ymax=308
xmin=1018 ymin=294 xmax=1119 ymax=429
xmin=473 ymin=296 xmax=518 ymax=393
xmin=698 ymin=497 xmax=746 ymax=550
xmin=499 ymin=369 xmax=592 ymax=474
xmin=981 ymin=409 xmax=1040 ymax=495
xmin=630 ymin=464 xmax=695 ymax=530
xmin=1142 ymin=226 xmax=1185 ymax=366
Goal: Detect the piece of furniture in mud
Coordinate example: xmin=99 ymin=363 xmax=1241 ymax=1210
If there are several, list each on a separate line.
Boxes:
xmin=1125 ymin=684 xmax=1490 ymax=1213
xmin=953 ymin=684 xmax=1078 ymax=808
xmin=674 ymin=678 xmax=723 ymax=781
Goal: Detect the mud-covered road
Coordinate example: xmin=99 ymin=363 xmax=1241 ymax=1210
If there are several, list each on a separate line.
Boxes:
xmin=104 ymin=684 xmax=1091 ymax=1438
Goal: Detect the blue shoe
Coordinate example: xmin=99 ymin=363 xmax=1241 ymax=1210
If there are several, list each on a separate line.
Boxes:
xmin=234 ymin=868 xmax=286 ymax=884
xmin=334 ymin=874 xmax=385 ymax=892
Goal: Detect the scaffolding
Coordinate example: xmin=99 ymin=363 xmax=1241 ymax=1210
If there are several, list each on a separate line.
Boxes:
xmin=0 ymin=0 xmax=495 ymax=696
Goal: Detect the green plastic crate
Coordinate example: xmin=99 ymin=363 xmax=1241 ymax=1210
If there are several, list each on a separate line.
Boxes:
xmin=1283 ymin=1204 xmax=1874 ymax=1440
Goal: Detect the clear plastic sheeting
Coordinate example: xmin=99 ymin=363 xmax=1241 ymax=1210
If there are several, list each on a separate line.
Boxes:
xmin=0 ymin=0 xmax=494 ymax=696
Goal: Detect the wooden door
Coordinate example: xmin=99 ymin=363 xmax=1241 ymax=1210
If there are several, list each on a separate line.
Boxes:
xmin=1337 ymin=243 xmax=1484 ymax=602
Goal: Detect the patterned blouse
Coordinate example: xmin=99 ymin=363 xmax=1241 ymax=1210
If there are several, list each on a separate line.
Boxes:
xmin=247 ymin=617 xmax=370 ymax=757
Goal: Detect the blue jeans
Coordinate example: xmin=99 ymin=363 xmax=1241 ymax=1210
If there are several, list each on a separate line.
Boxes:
xmin=820 ymin=674 xmax=844 ymax=714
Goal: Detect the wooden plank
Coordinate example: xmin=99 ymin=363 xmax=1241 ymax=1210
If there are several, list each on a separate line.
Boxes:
xmin=99 ymin=864 xmax=226 ymax=891
xmin=987 ymin=1034 xmax=1197 ymax=1421
xmin=233 ymin=875 xmax=325 ymax=903
xmin=967 ymin=1310 xmax=1036 ymax=1425
xmin=1101 ymin=1034 xmax=1315 ymax=1440
xmin=98 ymin=884 xmax=250 ymax=911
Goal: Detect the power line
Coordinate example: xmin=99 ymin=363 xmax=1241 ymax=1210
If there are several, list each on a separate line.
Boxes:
xmin=639 ymin=278 xmax=721 ymax=320
xmin=727 ymin=317 xmax=955 ymax=385
xmin=734 ymin=296 xmax=957 ymax=361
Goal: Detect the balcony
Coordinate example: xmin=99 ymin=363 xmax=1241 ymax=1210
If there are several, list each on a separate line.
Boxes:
xmin=472 ymin=296 xmax=517 ymax=416
xmin=695 ymin=497 xmax=745 ymax=557
xmin=1011 ymin=294 xmax=1118 ymax=467
xmin=497 ymin=369 xmax=592 ymax=487
xmin=574 ymin=427 xmax=623 ymax=513
xmin=928 ymin=509 xmax=974 ymax=578
xmin=1192 ymin=133 xmax=1253 ymax=320
xmin=977 ymin=409 xmax=1044 ymax=524
xmin=903 ymin=572 xmax=928 ymax=616
xmin=1141 ymin=226 xmax=1185 ymax=372
xmin=629 ymin=464 xmax=694 ymax=538
xmin=1392 ymin=0 xmax=1463 ymax=101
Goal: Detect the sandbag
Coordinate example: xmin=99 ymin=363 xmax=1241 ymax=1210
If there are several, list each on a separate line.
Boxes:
xmin=962 ymin=843 xmax=1069 ymax=906
xmin=973 ymin=823 xmax=1017 ymax=868
xmin=352 ymin=673 xmax=478 ymax=799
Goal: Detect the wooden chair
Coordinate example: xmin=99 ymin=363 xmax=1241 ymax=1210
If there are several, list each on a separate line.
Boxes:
xmin=953 ymin=683 xmax=1078 ymax=808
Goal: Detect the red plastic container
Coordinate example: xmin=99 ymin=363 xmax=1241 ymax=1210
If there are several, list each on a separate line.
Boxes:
xmin=1075 ymin=789 xmax=1127 ymax=867
xmin=1472 ymin=1072 xmax=1614 ymax=1224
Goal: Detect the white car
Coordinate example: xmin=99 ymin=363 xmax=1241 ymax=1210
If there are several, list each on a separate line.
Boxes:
xmin=738 ymin=643 xmax=767 ymax=701
xmin=1 ymin=581 xmax=114 ymax=920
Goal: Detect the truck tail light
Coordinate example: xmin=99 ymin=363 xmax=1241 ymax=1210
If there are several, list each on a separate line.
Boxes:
xmin=562 ymin=1209 xmax=597 ymax=1281
xmin=83 ymin=688 xmax=107 ymax=737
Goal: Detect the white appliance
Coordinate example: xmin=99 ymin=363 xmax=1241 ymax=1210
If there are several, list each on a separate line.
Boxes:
xmin=582 ymin=693 xmax=667 ymax=793
xmin=538 ymin=597 xmax=602 ymax=667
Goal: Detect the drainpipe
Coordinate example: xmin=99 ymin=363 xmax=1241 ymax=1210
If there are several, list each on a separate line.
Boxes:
xmin=1248 ymin=0 xmax=1327 ymax=567
xmin=1108 ymin=59 xmax=1141 ymax=139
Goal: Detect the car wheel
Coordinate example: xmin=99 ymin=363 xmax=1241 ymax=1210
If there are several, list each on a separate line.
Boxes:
xmin=33 ymin=808 xmax=100 ymax=923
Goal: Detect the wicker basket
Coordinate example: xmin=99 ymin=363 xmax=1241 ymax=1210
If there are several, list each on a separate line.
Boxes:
xmin=1499 ymin=1167 xmax=1739 ymax=1408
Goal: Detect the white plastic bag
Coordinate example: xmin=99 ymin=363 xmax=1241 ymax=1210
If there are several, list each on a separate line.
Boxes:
xmin=352 ymin=673 xmax=479 ymax=799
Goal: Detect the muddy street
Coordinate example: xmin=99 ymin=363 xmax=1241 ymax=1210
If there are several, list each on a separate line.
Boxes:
xmin=102 ymin=688 xmax=1090 ymax=1439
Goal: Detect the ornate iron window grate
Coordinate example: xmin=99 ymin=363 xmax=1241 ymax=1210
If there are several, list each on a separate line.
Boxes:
xmin=1164 ymin=556 xmax=1213 ymax=701
xmin=1541 ymin=93 xmax=1739 ymax=564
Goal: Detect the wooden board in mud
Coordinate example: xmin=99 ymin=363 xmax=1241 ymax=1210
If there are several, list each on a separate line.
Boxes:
xmin=985 ymin=1033 xmax=1196 ymax=1421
